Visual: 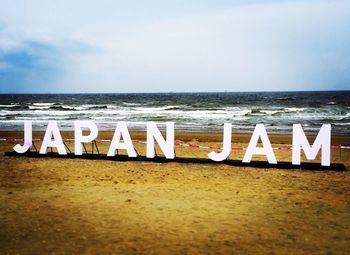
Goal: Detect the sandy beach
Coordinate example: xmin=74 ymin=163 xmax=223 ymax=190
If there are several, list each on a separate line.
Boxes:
xmin=2 ymin=0 xmax=350 ymax=253
xmin=1 ymin=131 xmax=350 ymax=254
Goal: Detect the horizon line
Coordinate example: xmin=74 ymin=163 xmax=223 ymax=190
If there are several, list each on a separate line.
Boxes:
xmin=1 ymin=89 xmax=349 ymax=95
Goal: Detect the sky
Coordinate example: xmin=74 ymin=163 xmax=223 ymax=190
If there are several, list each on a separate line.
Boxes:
xmin=0 ymin=0 xmax=349 ymax=93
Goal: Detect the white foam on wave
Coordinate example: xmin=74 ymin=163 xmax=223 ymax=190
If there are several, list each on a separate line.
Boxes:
xmin=122 ymin=102 xmax=142 ymax=106
xmin=284 ymin=107 xmax=306 ymax=112
xmin=0 ymin=104 xmax=20 ymax=108
xmin=33 ymin=103 xmax=56 ymax=106
xmin=334 ymin=122 xmax=350 ymax=126
xmin=29 ymin=106 xmax=50 ymax=110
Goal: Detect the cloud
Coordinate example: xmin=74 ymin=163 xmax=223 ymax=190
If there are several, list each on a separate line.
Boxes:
xmin=0 ymin=40 xmax=62 ymax=92
xmin=0 ymin=0 xmax=349 ymax=93
xmin=58 ymin=0 xmax=350 ymax=92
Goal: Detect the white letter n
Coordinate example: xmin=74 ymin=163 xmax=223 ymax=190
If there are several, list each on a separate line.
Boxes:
xmin=146 ymin=122 xmax=174 ymax=159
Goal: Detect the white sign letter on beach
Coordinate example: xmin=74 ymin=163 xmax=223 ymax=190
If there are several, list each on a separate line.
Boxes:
xmin=74 ymin=121 xmax=99 ymax=155
xmin=107 ymin=122 xmax=136 ymax=157
xmin=146 ymin=122 xmax=174 ymax=159
xmin=208 ymin=123 xmax=232 ymax=161
xmin=243 ymin=124 xmax=277 ymax=164
xmin=292 ymin=124 xmax=331 ymax=166
xmin=13 ymin=121 xmax=32 ymax=153
xmin=40 ymin=121 xmax=66 ymax=155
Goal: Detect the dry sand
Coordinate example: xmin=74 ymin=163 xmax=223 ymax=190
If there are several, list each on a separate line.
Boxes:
xmin=1 ymin=131 xmax=350 ymax=254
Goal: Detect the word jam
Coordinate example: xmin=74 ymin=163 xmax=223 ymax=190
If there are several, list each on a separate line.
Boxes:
xmin=13 ymin=121 xmax=331 ymax=166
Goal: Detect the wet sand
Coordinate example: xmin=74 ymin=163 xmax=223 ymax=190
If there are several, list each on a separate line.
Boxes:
xmin=1 ymin=131 xmax=350 ymax=254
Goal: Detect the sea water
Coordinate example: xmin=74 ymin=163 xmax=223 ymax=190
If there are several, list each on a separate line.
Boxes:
xmin=0 ymin=91 xmax=349 ymax=134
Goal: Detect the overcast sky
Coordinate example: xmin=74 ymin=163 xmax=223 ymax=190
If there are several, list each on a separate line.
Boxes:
xmin=0 ymin=0 xmax=349 ymax=93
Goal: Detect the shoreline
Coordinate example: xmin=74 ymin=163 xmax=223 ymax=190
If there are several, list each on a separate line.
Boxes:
xmin=1 ymin=130 xmax=350 ymax=144
xmin=2 ymin=130 xmax=349 ymax=169
xmin=2 ymin=127 xmax=349 ymax=135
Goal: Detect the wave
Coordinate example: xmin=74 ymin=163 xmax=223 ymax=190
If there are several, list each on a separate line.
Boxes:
xmin=88 ymin=105 xmax=108 ymax=109
xmin=276 ymin=97 xmax=296 ymax=101
xmin=333 ymin=122 xmax=350 ymax=126
xmin=33 ymin=103 xmax=56 ymax=106
xmin=326 ymin=101 xmax=337 ymax=105
xmin=245 ymin=108 xmax=267 ymax=116
xmin=247 ymin=107 xmax=306 ymax=115
xmin=0 ymin=104 xmax=20 ymax=108
xmin=3 ymin=105 xmax=29 ymax=110
xmin=122 ymin=102 xmax=142 ymax=106
xmin=284 ymin=107 xmax=305 ymax=112
xmin=29 ymin=106 xmax=51 ymax=110
xmin=50 ymin=105 xmax=79 ymax=111
xmin=1 ymin=91 xmax=349 ymax=134
xmin=160 ymin=105 xmax=185 ymax=111
xmin=47 ymin=105 xmax=110 ymax=111
xmin=165 ymin=106 xmax=181 ymax=111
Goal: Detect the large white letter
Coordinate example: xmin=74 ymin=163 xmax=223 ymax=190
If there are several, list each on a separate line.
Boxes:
xmin=208 ymin=123 xmax=232 ymax=161
xmin=13 ymin=121 xmax=32 ymax=153
xmin=74 ymin=121 xmax=99 ymax=155
xmin=146 ymin=122 xmax=174 ymax=159
xmin=243 ymin=124 xmax=277 ymax=164
xmin=39 ymin=121 xmax=66 ymax=155
xmin=107 ymin=122 xmax=136 ymax=157
xmin=292 ymin=124 xmax=331 ymax=166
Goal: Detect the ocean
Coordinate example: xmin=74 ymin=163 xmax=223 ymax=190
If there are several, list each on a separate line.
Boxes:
xmin=0 ymin=91 xmax=349 ymax=134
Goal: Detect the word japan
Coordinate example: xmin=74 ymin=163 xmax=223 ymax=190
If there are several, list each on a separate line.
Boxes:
xmin=14 ymin=121 xmax=331 ymax=166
